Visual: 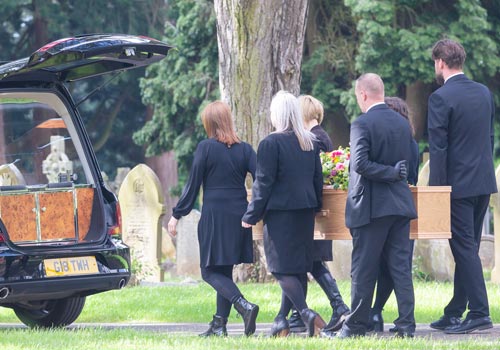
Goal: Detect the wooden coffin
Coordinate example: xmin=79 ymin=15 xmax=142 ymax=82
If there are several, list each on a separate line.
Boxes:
xmin=250 ymin=186 xmax=451 ymax=240
xmin=409 ymin=186 xmax=451 ymax=239
xmin=314 ymin=186 xmax=452 ymax=240
xmin=0 ymin=187 xmax=95 ymax=243
xmin=314 ymin=189 xmax=350 ymax=240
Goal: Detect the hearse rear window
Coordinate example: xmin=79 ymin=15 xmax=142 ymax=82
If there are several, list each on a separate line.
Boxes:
xmin=0 ymin=93 xmax=93 ymax=188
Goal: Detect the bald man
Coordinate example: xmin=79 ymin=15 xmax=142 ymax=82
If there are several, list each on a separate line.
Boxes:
xmin=331 ymin=73 xmax=417 ymax=338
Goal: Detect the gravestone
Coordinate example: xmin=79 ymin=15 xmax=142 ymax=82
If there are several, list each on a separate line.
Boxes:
xmin=176 ymin=210 xmax=201 ymax=278
xmin=114 ymin=167 xmax=131 ymax=193
xmin=327 ymin=240 xmax=352 ymax=280
xmin=480 ymin=235 xmax=495 ymax=270
xmin=119 ymin=164 xmax=166 ymax=282
xmin=413 ymin=157 xmax=454 ymax=281
xmin=413 ymin=239 xmax=454 ymax=281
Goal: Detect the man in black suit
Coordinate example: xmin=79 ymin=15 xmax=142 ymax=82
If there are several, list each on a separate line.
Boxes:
xmin=427 ymin=39 xmax=496 ymax=334
xmin=331 ymin=73 xmax=417 ymax=338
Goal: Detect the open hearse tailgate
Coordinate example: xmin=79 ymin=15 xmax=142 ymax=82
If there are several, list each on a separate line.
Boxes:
xmin=0 ymin=34 xmax=171 ymax=82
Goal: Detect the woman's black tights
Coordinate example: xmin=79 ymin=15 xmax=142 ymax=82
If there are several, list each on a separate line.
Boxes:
xmin=273 ymin=272 xmax=308 ymax=316
xmin=200 ymin=265 xmax=243 ymax=318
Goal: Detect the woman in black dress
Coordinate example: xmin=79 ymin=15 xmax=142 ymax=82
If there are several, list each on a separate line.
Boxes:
xmin=242 ymin=91 xmax=325 ymax=337
xmin=167 ymin=101 xmax=259 ymax=337
xmin=286 ymin=95 xmax=350 ymax=333
xmin=368 ymin=96 xmax=419 ymax=332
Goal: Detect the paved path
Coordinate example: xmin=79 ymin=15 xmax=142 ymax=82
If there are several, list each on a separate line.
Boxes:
xmin=1 ymin=322 xmax=497 ymax=340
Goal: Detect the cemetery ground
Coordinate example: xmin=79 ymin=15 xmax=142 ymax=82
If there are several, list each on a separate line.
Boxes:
xmin=0 ymin=281 xmax=498 ymax=349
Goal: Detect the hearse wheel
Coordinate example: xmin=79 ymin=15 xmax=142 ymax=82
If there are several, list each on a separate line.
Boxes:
xmin=13 ymin=296 xmax=86 ymax=328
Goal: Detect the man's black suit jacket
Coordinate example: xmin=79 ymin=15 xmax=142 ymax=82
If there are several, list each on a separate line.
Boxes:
xmin=428 ymin=74 xmax=497 ymax=199
xmin=345 ymin=104 xmax=417 ymax=229
xmin=242 ymin=131 xmax=323 ymax=225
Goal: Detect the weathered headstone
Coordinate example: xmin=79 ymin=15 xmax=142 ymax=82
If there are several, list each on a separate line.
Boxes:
xmin=162 ymin=226 xmax=176 ymax=260
xmin=480 ymin=235 xmax=495 ymax=271
xmin=413 ymin=156 xmax=454 ymax=281
xmin=327 ymin=240 xmax=352 ymax=281
xmin=176 ymin=210 xmax=201 ymax=278
xmin=413 ymin=239 xmax=454 ymax=281
xmin=114 ymin=167 xmax=131 ymax=193
xmin=119 ymin=164 xmax=166 ymax=282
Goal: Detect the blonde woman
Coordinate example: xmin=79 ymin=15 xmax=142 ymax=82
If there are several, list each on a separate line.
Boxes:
xmin=242 ymin=91 xmax=325 ymax=337
xmin=168 ymin=101 xmax=258 ymax=337
xmin=283 ymin=95 xmax=349 ymax=333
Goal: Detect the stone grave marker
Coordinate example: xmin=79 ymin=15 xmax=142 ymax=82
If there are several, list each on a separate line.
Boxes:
xmin=327 ymin=240 xmax=352 ymax=281
xmin=176 ymin=210 xmax=201 ymax=278
xmin=119 ymin=164 xmax=166 ymax=282
xmin=414 ymin=156 xmax=454 ymax=281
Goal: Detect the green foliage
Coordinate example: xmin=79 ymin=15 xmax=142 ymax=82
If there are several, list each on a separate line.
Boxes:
xmin=136 ymin=0 xmax=219 ymax=182
xmin=342 ymin=0 xmax=500 ymax=121
xmin=301 ymin=0 xmax=359 ymax=125
xmin=0 ymin=0 xmax=169 ymax=178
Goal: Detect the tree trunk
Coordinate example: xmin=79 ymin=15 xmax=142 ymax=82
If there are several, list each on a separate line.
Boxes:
xmin=214 ymin=0 xmax=309 ymax=282
xmin=214 ymin=0 xmax=309 ymax=148
xmin=406 ymin=80 xmax=432 ymax=142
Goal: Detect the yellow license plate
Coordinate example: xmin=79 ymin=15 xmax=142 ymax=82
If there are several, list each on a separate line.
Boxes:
xmin=44 ymin=256 xmax=99 ymax=277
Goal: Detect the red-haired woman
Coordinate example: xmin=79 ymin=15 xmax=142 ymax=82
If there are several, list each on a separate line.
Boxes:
xmin=168 ymin=101 xmax=258 ymax=337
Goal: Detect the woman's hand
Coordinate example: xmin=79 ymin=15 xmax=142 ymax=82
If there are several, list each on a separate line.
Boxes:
xmin=168 ymin=217 xmax=179 ymax=236
xmin=241 ymin=221 xmax=252 ymax=228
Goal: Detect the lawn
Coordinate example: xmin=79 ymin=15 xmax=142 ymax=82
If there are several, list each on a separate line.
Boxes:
xmin=0 ymin=280 xmax=498 ymax=349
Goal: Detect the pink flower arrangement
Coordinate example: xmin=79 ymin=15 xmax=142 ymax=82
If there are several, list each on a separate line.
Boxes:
xmin=320 ymin=146 xmax=350 ymax=190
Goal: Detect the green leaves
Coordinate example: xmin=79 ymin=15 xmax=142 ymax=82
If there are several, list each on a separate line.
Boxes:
xmin=136 ymin=0 xmax=219 ymax=179
xmin=341 ymin=0 xmax=500 ymax=122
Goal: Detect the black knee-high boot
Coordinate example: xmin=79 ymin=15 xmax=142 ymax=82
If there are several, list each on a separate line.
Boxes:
xmin=316 ymin=273 xmax=350 ymax=331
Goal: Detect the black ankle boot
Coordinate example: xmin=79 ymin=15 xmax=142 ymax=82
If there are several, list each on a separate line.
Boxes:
xmin=300 ymin=308 xmax=326 ymax=337
xmin=368 ymin=310 xmax=384 ymax=332
xmin=199 ymin=315 xmax=228 ymax=337
xmin=233 ymin=296 xmax=259 ymax=336
xmin=271 ymin=315 xmax=290 ymax=337
xmin=288 ymin=309 xmax=306 ymax=332
xmin=315 ymin=272 xmax=350 ymax=332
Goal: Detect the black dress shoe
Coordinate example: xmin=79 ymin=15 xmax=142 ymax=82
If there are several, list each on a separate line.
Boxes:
xmin=444 ymin=316 xmax=493 ymax=334
xmin=430 ymin=315 xmax=461 ymax=330
xmin=288 ymin=309 xmax=306 ymax=332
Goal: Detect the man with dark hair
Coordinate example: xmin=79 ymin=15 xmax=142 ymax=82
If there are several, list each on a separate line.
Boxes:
xmin=329 ymin=73 xmax=417 ymax=339
xmin=428 ymin=38 xmax=496 ymax=334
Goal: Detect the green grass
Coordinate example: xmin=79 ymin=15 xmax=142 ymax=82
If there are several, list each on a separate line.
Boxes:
xmin=0 ymin=281 xmax=499 ymax=349
xmin=0 ymin=280 xmax=498 ymax=324
xmin=0 ymin=329 xmax=498 ymax=350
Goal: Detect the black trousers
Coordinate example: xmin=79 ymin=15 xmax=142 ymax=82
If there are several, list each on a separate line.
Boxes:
xmin=346 ymin=215 xmax=415 ymax=333
xmin=444 ymin=195 xmax=490 ymax=319
xmin=372 ymin=240 xmax=414 ymax=313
